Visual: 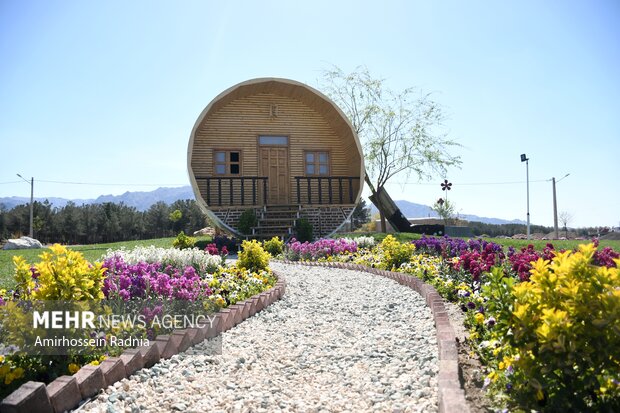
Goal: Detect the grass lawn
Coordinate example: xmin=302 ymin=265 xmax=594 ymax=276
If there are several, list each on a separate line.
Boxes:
xmin=344 ymin=231 xmax=620 ymax=251
xmin=0 ymin=237 xmax=212 ymax=289
xmin=341 ymin=232 xmax=423 ymax=243
xmin=484 ymin=237 xmax=620 ymax=251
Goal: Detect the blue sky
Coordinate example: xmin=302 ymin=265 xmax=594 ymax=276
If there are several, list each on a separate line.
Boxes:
xmin=1 ymin=0 xmax=618 ymax=228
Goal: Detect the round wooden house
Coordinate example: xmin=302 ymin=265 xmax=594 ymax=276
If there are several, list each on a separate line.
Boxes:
xmin=188 ymin=78 xmax=364 ymax=239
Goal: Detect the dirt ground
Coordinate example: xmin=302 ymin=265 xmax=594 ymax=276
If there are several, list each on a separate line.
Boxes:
xmin=444 ymin=301 xmax=496 ymax=412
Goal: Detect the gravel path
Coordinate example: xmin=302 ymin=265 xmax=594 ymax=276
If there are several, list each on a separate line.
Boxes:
xmin=82 ymin=263 xmax=439 ymax=413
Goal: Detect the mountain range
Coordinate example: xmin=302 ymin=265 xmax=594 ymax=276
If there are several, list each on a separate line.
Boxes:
xmin=1 ymin=186 xmax=525 ymax=225
xmin=369 ymin=200 xmax=526 ymax=226
xmin=0 ymin=186 xmax=194 ymax=211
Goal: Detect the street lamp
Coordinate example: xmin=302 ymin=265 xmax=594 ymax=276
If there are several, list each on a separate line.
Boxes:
xmin=552 ymin=173 xmax=570 ymax=239
xmin=520 ymin=154 xmax=530 ymax=240
xmin=16 ymin=174 xmax=34 ymax=238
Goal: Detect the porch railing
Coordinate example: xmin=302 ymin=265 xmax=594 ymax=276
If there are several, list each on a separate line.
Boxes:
xmin=195 ymin=176 xmax=268 ymax=207
xmin=294 ymin=176 xmax=361 ymax=205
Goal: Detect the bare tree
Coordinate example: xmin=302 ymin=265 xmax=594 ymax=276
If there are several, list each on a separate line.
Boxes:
xmin=431 ymin=198 xmax=456 ymax=226
xmin=559 ymin=211 xmax=573 ymax=238
xmin=320 ymin=66 xmax=461 ymax=231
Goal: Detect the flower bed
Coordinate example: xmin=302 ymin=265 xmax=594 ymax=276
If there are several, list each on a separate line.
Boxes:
xmin=284 ymin=237 xmax=358 ymax=261
xmin=0 ymin=242 xmax=276 ymax=400
xmin=283 ymin=234 xmax=620 ymax=411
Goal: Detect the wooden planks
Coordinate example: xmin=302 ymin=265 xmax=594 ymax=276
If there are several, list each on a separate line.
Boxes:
xmin=191 ymin=91 xmax=362 ymax=204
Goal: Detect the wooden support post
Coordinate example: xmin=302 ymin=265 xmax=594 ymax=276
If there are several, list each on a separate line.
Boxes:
xmin=328 ymin=177 xmax=333 ymax=204
xmin=217 ymin=179 xmax=222 ymax=206
xmin=206 ymin=179 xmax=211 ymax=205
xmin=240 ymin=178 xmax=245 ymax=205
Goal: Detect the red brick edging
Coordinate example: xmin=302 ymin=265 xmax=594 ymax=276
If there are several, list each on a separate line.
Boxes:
xmin=0 ymin=276 xmax=287 ymax=413
xmin=276 ymin=260 xmax=469 ymax=413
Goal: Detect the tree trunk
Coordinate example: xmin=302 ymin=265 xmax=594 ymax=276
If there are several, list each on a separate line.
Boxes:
xmin=380 ymin=210 xmax=387 ymax=233
xmin=364 ymin=173 xmax=384 ymax=232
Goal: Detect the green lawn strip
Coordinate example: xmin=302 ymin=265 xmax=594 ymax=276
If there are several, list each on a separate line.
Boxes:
xmin=340 ymin=232 xmax=422 ymax=243
xmin=0 ymin=236 xmax=213 ymax=289
xmin=486 ymin=237 xmax=620 ymax=251
xmin=346 ymin=231 xmax=620 ymax=250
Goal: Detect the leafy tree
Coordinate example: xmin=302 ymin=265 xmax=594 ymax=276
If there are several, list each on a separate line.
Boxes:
xmin=169 ymin=209 xmax=183 ymax=233
xmin=169 ymin=200 xmax=201 ymax=234
xmin=0 ymin=199 xmax=208 ymax=244
xmin=146 ymin=201 xmax=170 ymax=238
xmin=321 ymin=66 xmax=461 ymax=231
xmin=351 ymin=198 xmax=371 ymax=230
xmin=0 ymin=204 xmax=7 ymax=240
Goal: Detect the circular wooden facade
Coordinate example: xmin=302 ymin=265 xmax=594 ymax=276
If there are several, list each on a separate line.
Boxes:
xmin=188 ymin=78 xmax=365 ymax=238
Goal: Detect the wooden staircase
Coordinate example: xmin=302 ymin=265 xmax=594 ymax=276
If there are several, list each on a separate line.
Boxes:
xmin=252 ymin=205 xmax=300 ymax=240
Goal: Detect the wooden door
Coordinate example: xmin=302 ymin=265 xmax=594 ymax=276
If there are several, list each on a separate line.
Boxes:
xmin=260 ymin=147 xmax=289 ymax=204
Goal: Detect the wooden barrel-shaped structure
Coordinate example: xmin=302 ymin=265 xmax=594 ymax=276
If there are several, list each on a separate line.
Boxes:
xmin=188 ymin=78 xmax=364 ymax=239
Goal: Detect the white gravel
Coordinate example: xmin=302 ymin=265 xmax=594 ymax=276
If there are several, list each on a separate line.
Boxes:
xmin=82 ymin=262 xmax=439 ymax=413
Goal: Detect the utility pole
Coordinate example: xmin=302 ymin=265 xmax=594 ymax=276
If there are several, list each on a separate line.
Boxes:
xmin=16 ymin=174 xmax=34 ymax=238
xmin=553 ymin=177 xmax=558 ymax=239
xmin=521 ymin=154 xmax=530 ymax=240
xmin=552 ymin=173 xmax=569 ymax=239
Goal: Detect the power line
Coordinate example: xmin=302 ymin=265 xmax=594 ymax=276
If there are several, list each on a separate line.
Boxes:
xmin=390 ymin=179 xmax=550 ymax=186
xmin=37 ymin=180 xmax=188 ymax=187
xmin=4 ymin=177 xmax=554 ymax=187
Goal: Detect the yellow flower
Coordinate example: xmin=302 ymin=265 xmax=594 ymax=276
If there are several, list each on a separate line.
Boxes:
xmin=486 ymin=371 xmax=498 ymax=382
xmin=474 ymin=313 xmax=485 ymax=324
xmin=90 ymin=360 xmax=100 ymax=366
xmin=12 ymin=367 xmax=24 ymax=379
xmin=4 ymin=372 xmax=14 ymax=385
xmin=0 ymin=355 xmax=5 ymax=363
xmin=68 ymin=363 xmax=80 ymax=374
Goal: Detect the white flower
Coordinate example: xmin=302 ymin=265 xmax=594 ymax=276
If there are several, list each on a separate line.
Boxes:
xmin=482 ymin=377 xmax=491 ymax=389
xmin=103 ymin=246 xmax=222 ymax=274
xmin=354 ymin=236 xmax=377 ymax=248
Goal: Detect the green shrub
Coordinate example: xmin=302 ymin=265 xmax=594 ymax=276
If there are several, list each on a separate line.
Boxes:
xmin=172 ymin=231 xmax=196 ymax=249
xmin=480 ymin=244 xmax=620 ymax=411
xmin=295 ymin=218 xmax=313 ymax=242
xmin=13 ymin=244 xmax=105 ymax=300
xmin=4 ymin=245 xmax=107 ymax=397
xmin=238 ymin=209 xmax=257 ymax=235
xmin=194 ymin=239 xmax=210 ymax=250
xmin=194 ymin=238 xmax=215 ymax=250
xmin=376 ymin=234 xmax=415 ymax=270
xmin=236 ymin=239 xmax=270 ymax=273
xmin=263 ymin=236 xmax=284 ymax=257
